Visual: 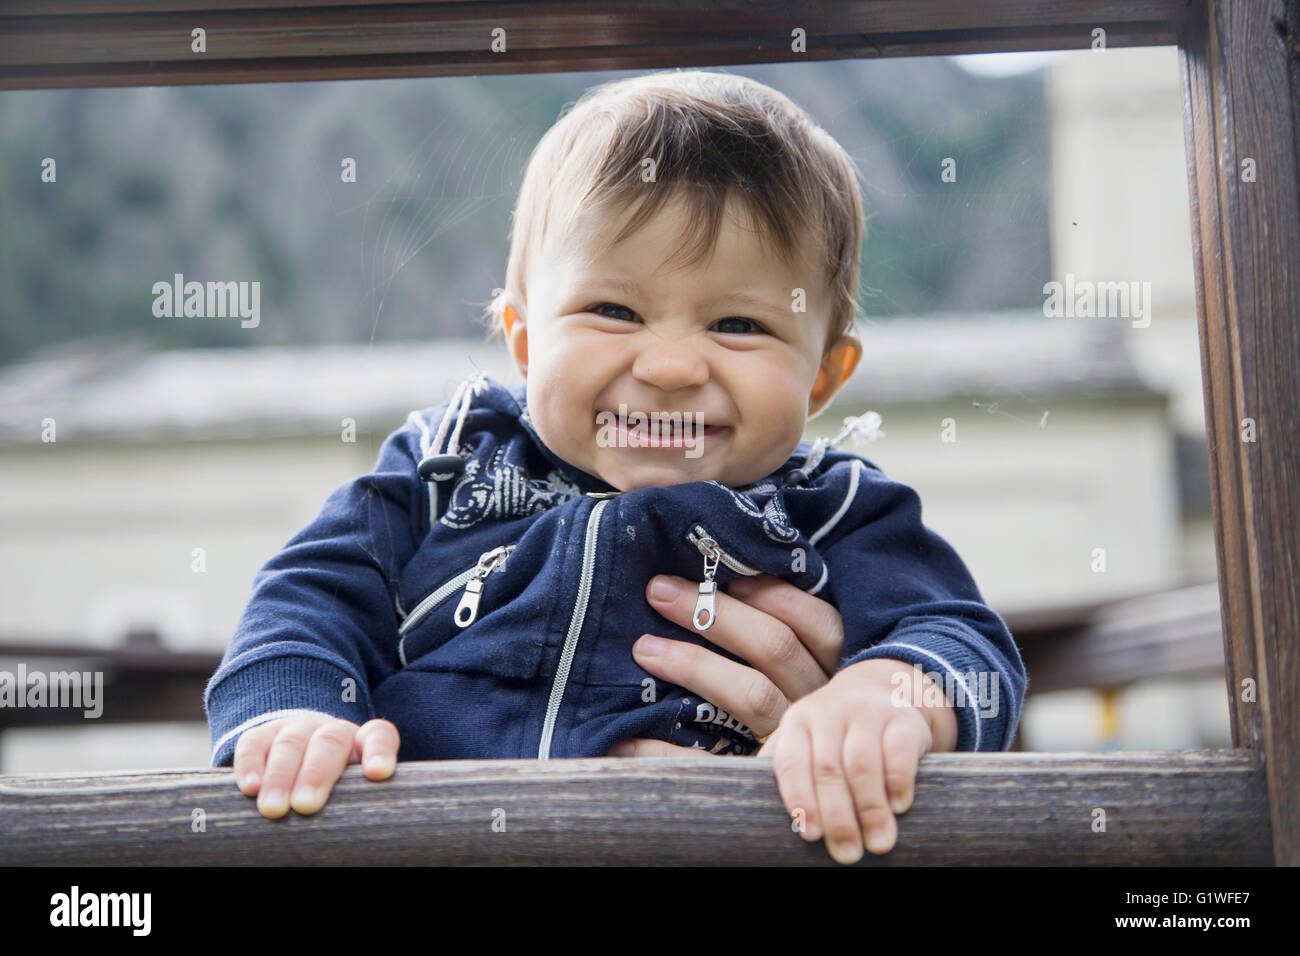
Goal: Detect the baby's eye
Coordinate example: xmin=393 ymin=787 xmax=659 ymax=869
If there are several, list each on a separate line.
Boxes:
xmin=712 ymin=316 xmax=766 ymax=335
xmin=589 ymin=303 xmax=639 ymax=323
xmin=588 ymin=304 xmax=766 ymax=335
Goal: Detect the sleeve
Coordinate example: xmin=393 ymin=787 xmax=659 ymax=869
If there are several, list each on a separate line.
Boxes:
xmin=202 ymin=416 xmax=431 ymax=766
xmin=817 ymin=458 xmax=1028 ymax=752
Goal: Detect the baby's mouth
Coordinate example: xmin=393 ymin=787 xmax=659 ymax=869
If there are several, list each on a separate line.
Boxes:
xmin=596 ymin=412 xmax=726 ymax=448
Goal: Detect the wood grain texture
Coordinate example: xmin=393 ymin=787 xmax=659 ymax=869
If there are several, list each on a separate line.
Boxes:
xmin=0 ymin=0 xmax=1190 ymax=90
xmin=0 ymin=752 xmax=1272 ymax=865
xmin=1178 ymin=0 xmax=1300 ymax=866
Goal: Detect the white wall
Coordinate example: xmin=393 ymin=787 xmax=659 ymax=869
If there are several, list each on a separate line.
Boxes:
xmin=1049 ymin=46 xmax=1205 ymax=437
xmin=0 ymin=435 xmax=379 ymax=651
xmin=818 ymin=395 xmax=1183 ymax=611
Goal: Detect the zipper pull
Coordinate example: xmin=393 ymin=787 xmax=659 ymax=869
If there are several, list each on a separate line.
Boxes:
xmin=454 ymin=545 xmax=513 ymax=628
xmin=693 ymin=545 xmax=721 ymax=631
xmin=454 ymin=578 xmax=484 ymax=627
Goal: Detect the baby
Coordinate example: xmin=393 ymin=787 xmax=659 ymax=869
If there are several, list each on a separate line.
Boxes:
xmin=204 ymin=69 xmax=1026 ymax=864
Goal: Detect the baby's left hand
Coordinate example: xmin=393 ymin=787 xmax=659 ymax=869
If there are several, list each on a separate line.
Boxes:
xmin=759 ymin=657 xmax=954 ymax=864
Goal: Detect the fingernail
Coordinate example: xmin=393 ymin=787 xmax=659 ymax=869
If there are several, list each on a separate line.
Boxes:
xmin=832 ymin=841 xmax=864 ymax=865
xmin=648 ymin=576 xmax=681 ymax=602
xmin=867 ymin=829 xmax=892 ymax=853
xmin=891 ymin=794 xmax=911 ymax=814
xmin=365 ymin=754 xmax=395 ymax=775
xmin=259 ymin=790 xmax=287 ymax=815
xmin=635 ymin=635 xmax=668 ymax=656
xmin=292 ymin=786 xmax=320 ymax=808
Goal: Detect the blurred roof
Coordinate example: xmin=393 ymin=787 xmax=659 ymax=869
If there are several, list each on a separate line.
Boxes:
xmin=0 ymin=310 xmax=1159 ymax=445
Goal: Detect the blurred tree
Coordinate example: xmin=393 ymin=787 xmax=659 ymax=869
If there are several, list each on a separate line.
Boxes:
xmin=0 ymin=59 xmax=1048 ymax=368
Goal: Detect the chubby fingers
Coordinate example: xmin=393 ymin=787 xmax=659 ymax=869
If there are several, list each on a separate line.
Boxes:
xmin=813 ymin=718 xmax=881 ymax=864
xmin=288 ymin=719 xmax=359 ymax=815
xmin=768 ymin=722 xmax=824 ymax=843
xmin=289 ymin=718 xmax=401 ymax=814
xmin=769 ymin=714 xmax=886 ymax=864
xmin=841 ymin=720 xmax=895 ymax=858
xmin=633 ymin=631 xmax=788 ymax=740
xmin=353 ymin=718 xmax=400 ymax=780
xmin=254 ymin=718 xmax=327 ymax=818
xmin=233 ymin=716 xmax=399 ymax=820
xmin=879 ymin=717 xmax=925 ymax=819
xmin=233 ymin=721 xmax=278 ymax=797
xmin=645 ymin=574 xmax=831 ymax=703
xmin=768 ymin=707 xmax=930 ymax=864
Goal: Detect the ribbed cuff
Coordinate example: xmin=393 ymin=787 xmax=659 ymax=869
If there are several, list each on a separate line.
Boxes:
xmin=842 ymin=627 xmax=1012 ymax=753
xmin=205 ymin=653 xmax=373 ymax=766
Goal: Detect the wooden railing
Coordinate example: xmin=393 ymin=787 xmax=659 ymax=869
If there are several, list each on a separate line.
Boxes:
xmin=0 ymin=0 xmax=1191 ymax=89
xmin=0 ymin=752 xmax=1272 ymax=866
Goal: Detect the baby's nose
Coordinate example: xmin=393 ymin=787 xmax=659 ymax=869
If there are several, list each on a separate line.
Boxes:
xmin=631 ymin=334 xmax=709 ymax=391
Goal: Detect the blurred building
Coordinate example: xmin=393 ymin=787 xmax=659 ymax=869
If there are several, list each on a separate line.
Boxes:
xmin=0 ymin=314 xmax=1191 ymax=649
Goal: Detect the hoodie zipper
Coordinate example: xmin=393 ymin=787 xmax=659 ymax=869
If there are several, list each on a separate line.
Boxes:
xmin=538 ymin=497 xmax=609 ymax=760
xmin=397 ymin=544 xmax=515 ymax=666
xmin=685 ymin=523 xmax=759 ymax=631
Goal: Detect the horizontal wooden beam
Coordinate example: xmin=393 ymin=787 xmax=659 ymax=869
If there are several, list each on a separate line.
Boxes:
xmin=0 ymin=674 xmax=210 ymax=730
xmin=0 ymin=641 xmax=220 ymax=672
xmin=0 ymin=0 xmax=1191 ymax=90
xmin=0 ymin=751 xmax=1272 ymax=865
xmin=1016 ymin=584 xmax=1226 ymax=693
xmin=0 ymin=641 xmax=220 ymax=728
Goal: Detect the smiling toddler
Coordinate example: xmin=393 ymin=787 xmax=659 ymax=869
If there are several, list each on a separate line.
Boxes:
xmin=204 ymin=69 xmax=1026 ymax=863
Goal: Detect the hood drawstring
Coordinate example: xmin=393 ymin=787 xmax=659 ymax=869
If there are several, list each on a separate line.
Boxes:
xmin=782 ymin=411 xmax=885 ymax=488
xmin=418 ymin=372 xmax=489 ymax=482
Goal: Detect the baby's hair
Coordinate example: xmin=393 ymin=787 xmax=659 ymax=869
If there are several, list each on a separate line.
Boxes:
xmin=478 ymin=69 xmax=866 ymax=356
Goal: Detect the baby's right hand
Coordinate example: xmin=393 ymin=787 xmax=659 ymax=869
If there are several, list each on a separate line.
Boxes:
xmin=232 ymin=716 xmax=400 ymax=818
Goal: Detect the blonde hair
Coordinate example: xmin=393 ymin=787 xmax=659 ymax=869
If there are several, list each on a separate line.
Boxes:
xmin=481 ymin=69 xmax=866 ymax=355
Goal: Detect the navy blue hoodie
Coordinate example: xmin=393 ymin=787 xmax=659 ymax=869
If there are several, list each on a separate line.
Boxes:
xmin=205 ymin=373 xmax=1026 ymax=765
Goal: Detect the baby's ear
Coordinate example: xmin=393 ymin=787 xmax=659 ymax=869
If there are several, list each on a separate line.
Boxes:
xmin=503 ymin=305 xmax=528 ymax=377
xmin=808 ymin=330 xmax=861 ymax=418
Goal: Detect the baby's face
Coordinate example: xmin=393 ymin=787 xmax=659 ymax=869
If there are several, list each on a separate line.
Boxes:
xmin=508 ymin=193 xmax=851 ymax=491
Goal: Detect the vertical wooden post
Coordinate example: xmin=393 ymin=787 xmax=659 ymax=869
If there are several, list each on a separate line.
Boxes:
xmin=1179 ymin=0 xmax=1300 ymax=865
